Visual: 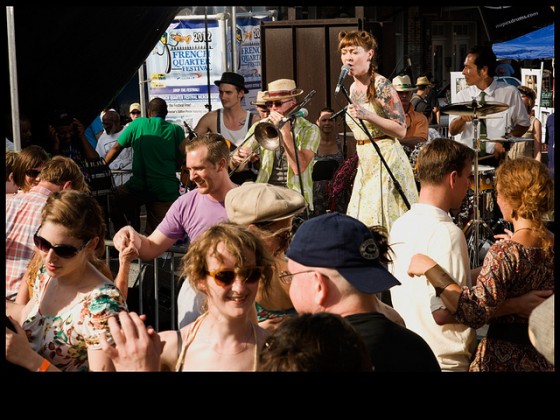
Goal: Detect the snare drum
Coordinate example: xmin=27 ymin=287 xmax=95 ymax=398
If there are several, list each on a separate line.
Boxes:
xmin=470 ymin=165 xmax=495 ymax=191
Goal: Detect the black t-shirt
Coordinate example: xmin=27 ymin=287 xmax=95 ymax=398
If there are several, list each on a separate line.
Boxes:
xmin=345 ymin=312 xmax=441 ymax=372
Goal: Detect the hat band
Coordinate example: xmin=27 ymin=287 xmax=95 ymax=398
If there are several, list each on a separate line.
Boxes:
xmin=396 ymin=84 xmax=415 ymax=89
xmin=267 ymin=89 xmax=298 ymax=98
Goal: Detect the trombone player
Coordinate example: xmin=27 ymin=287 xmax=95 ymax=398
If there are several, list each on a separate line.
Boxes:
xmin=230 ymin=79 xmax=321 ymax=212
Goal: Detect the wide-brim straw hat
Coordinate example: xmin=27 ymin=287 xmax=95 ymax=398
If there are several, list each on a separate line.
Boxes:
xmin=392 ymin=75 xmax=416 ymax=92
xmin=415 ymin=76 xmax=433 ymax=87
xmin=251 ymin=91 xmax=267 ymax=106
xmin=261 ymin=79 xmax=304 ymax=101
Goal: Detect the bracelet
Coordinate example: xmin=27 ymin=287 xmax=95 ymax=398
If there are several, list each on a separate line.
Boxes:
xmin=424 ymin=264 xmax=455 ymax=296
xmin=36 ymin=358 xmax=51 ymax=372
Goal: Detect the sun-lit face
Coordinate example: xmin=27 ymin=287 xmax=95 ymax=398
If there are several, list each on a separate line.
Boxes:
xmin=340 ymin=45 xmax=373 ymax=78
xmin=203 ymin=242 xmax=259 ymax=320
xmin=35 ymin=221 xmax=91 ymax=278
xmin=186 ymin=145 xmax=224 ymax=195
xmin=218 ymin=83 xmax=243 ymax=109
xmin=462 ymin=53 xmax=485 ymax=86
xmin=317 ymin=112 xmax=335 ymax=135
xmin=286 ymin=258 xmax=316 ymax=314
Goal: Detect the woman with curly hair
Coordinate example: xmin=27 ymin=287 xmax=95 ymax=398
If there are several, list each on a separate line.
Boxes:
xmin=408 ymin=157 xmax=554 ymax=371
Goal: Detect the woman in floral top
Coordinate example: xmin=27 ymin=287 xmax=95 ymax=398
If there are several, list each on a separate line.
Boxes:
xmin=6 ymin=190 xmax=127 ymax=372
xmin=408 ymin=158 xmax=554 ymax=371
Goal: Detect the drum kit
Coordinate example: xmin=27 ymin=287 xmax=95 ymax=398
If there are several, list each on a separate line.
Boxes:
xmin=442 ymin=99 xmax=532 ymax=267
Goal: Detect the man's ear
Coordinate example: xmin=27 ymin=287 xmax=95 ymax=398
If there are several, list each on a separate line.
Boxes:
xmin=61 ymin=180 xmax=73 ymax=190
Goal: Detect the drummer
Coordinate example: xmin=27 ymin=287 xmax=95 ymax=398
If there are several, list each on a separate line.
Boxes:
xmin=448 ymin=45 xmax=530 ymax=168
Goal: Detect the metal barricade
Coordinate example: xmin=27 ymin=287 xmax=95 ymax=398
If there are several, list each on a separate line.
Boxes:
xmin=104 ymin=239 xmax=188 ymax=331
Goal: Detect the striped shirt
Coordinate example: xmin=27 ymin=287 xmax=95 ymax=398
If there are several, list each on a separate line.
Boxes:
xmin=6 ymin=185 xmax=53 ymax=300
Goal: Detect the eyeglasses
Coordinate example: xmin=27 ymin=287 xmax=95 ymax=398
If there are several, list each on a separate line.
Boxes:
xmin=278 ymin=270 xmax=314 ymax=285
xmin=266 ymin=99 xmax=292 ymax=108
xmin=33 ymin=230 xmax=91 ymax=258
xmin=25 ymin=168 xmax=41 ymax=178
xmin=263 ymin=226 xmax=293 ymax=250
xmin=206 ymin=266 xmax=265 ymax=287
xmin=130 ymin=111 xmax=141 ymax=115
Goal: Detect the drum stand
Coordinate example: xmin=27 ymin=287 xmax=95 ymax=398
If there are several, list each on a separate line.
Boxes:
xmin=462 ymin=117 xmax=495 ymax=267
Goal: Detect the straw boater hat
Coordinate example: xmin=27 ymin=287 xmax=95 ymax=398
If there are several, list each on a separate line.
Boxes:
xmin=415 ymin=76 xmax=433 ymax=87
xmin=261 ymin=79 xmax=304 ymax=101
xmin=251 ymin=91 xmax=267 ymax=106
xmin=392 ymin=75 xmax=416 ymax=92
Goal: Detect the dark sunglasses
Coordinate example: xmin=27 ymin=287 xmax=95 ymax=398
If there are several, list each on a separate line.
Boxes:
xmin=206 ymin=266 xmax=265 ymax=287
xmin=33 ymin=231 xmax=91 ymax=258
xmin=130 ymin=110 xmax=141 ymax=115
xmin=266 ymin=99 xmax=291 ymax=108
xmin=25 ymin=168 xmax=41 ymax=178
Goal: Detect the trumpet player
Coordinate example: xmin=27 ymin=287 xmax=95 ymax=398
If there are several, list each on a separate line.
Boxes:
xmin=230 ymin=79 xmax=321 ymax=212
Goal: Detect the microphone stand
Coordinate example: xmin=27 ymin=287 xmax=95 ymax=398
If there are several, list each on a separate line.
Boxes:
xmin=339 ymin=85 xmax=411 ymax=210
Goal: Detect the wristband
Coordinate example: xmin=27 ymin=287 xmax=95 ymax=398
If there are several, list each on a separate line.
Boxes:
xmin=424 ymin=264 xmax=455 ymax=296
xmin=36 ymin=358 xmax=51 ymax=372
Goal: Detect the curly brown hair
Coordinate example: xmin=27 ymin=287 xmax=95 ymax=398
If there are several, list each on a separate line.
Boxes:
xmin=495 ymin=157 xmax=554 ymax=252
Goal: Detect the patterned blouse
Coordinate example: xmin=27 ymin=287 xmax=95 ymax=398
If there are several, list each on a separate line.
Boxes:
xmin=454 ymin=239 xmax=554 ymax=372
xmin=23 ymin=269 xmax=127 ymax=372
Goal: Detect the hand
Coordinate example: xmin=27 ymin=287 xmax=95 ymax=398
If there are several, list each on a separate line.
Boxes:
xmin=494 ymin=228 xmax=513 ymax=242
xmin=113 ymin=226 xmax=142 ymax=252
xmin=493 ymin=142 xmax=506 ymax=159
xmin=119 ymin=242 xmax=139 ymax=265
xmin=407 ymin=253 xmax=438 ymax=277
xmin=258 ymin=316 xmax=286 ymax=332
xmin=511 ymin=290 xmax=554 ymax=319
xmin=5 ymin=315 xmax=36 ymax=368
xmin=71 ymin=119 xmax=85 ymax=136
xmin=348 ymin=104 xmax=368 ymax=120
xmin=99 ymin=311 xmax=162 ymax=371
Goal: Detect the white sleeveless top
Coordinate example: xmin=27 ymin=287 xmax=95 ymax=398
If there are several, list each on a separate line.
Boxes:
xmin=218 ymin=110 xmax=252 ymax=147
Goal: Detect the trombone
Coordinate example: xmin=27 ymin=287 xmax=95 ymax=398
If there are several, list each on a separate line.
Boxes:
xmin=228 ymin=117 xmax=282 ymax=176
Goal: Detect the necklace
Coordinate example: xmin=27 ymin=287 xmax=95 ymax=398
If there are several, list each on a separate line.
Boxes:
xmin=514 ymin=227 xmax=534 ymax=233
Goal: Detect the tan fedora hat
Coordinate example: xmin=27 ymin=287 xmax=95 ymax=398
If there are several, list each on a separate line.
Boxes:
xmin=251 ymin=91 xmax=267 ymax=106
xmin=261 ymin=79 xmax=304 ymax=102
xmin=392 ymin=75 xmax=416 ymax=92
xmin=415 ymin=76 xmax=433 ymax=87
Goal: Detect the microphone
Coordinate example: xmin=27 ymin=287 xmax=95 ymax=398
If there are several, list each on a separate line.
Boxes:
xmin=328 ymin=106 xmax=347 ymax=120
xmin=281 ymin=108 xmax=308 ymax=123
xmin=406 ymin=57 xmax=412 ymax=68
xmin=335 ymin=65 xmax=350 ymax=95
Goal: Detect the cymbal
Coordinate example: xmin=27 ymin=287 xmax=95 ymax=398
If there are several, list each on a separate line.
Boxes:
xmin=442 ymin=101 xmax=509 ymax=116
xmin=480 ymin=137 xmax=532 ymax=143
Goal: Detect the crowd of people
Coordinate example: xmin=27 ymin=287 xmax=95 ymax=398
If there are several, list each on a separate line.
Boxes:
xmin=5 ymin=29 xmax=554 ymax=373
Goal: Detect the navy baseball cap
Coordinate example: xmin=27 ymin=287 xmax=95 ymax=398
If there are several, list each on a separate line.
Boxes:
xmin=286 ymin=212 xmax=400 ymax=294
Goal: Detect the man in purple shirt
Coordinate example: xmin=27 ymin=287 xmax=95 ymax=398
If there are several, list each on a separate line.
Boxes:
xmin=111 ymin=133 xmax=237 ymax=261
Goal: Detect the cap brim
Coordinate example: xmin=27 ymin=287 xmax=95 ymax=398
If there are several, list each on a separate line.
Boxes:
xmin=338 ymin=264 xmax=401 ymax=294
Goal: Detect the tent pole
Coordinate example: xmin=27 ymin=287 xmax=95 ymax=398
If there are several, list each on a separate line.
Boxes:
xmin=6 ymin=6 xmax=21 ymax=151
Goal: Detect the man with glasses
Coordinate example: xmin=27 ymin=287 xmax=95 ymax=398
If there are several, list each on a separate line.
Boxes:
xmin=230 ymin=79 xmax=320 ymax=213
xmin=129 ymin=103 xmax=142 ymax=122
xmin=5 ymin=156 xmax=88 ymax=301
xmin=283 ymin=212 xmax=441 ymax=372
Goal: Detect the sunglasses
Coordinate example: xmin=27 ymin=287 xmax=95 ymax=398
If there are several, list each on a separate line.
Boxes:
xmin=33 ymin=230 xmax=91 ymax=258
xmin=266 ymin=99 xmax=292 ymax=108
xmin=130 ymin=110 xmax=141 ymax=115
xmin=206 ymin=266 xmax=265 ymax=287
xmin=25 ymin=168 xmax=41 ymax=178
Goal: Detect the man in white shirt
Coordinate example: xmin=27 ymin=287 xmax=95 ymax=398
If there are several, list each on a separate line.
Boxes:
xmin=389 ymin=138 xmax=477 ymax=371
xmin=449 ymin=45 xmax=529 ymax=167
xmin=96 ymin=109 xmax=132 ymax=186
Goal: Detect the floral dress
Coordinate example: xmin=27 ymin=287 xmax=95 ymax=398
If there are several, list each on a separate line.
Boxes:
xmin=23 ymin=270 xmax=127 ymax=371
xmin=345 ymin=83 xmax=418 ymax=232
xmin=454 ymin=240 xmax=554 ymax=372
